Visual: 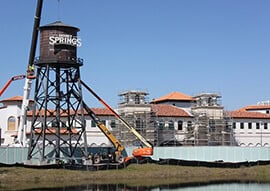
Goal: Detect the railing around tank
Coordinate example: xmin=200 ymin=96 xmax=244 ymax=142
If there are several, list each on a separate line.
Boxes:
xmin=34 ymin=56 xmax=83 ymax=66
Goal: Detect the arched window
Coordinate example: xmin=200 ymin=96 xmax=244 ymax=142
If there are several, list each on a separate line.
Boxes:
xmin=7 ymin=116 xmax=16 ymax=131
xmin=177 ymin=120 xmax=183 ymax=130
xmin=255 ymin=143 xmax=262 ymax=147
xmin=100 ymin=143 xmax=108 ymax=147
xmin=240 ymin=143 xmax=246 ymax=147
xmin=90 ymin=143 xmax=97 ymax=147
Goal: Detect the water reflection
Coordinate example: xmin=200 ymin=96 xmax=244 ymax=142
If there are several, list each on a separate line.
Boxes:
xmin=23 ymin=182 xmax=270 ymax=191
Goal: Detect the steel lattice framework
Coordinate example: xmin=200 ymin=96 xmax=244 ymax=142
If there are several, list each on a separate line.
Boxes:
xmin=27 ymin=61 xmax=88 ymax=163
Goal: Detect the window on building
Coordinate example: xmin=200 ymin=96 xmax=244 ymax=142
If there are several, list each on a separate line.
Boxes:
xmin=61 ymin=121 xmax=66 ymax=128
xmin=248 ymin=122 xmax=252 ymax=129
xmin=110 ymin=120 xmax=116 ymax=128
xmin=91 ymin=120 xmax=96 ymax=128
xmin=136 ymin=118 xmax=144 ymax=129
xmin=158 ymin=120 xmax=164 ymax=130
xmin=233 ymin=122 xmax=236 ymax=129
xmin=240 ymin=122 xmax=244 ymax=129
xmin=209 ymin=119 xmax=215 ymax=132
xmin=125 ymin=95 xmax=129 ymax=103
xmin=101 ymin=120 xmax=106 ymax=126
xmin=177 ymin=120 xmax=183 ymax=130
xmin=135 ymin=95 xmax=140 ymax=104
xmin=209 ymin=119 xmax=215 ymax=127
xmin=256 ymin=123 xmax=260 ymax=129
xmin=168 ymin=120 xmax=174 ymax=130
xmin=51 ymin=120 xmax=58 ymax=127
xmin=187 ymin=121 xmax=193 ymax=131
xmin=264 ymin=123 xmax=268 ymax=129
xmin=7 ymin=116 xmax=16 ymax=131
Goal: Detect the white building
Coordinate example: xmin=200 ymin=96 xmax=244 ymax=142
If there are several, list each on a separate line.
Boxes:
xmin=151 ymin=92 xmax=270 ymax=147
xmin=0 ymin=96 xmax=114 ymax=147
xmin=1 ymin=93 xmax=270 ymax=147
xmin=0 ymin=96 xmax=32 ymax=145
xmin=228 ymin=106 xmax=270 ymax=147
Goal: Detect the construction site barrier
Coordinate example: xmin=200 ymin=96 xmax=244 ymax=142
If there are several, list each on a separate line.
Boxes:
xmin=1 ymin=146 xmax=270 ymax=164
xmin=128 ymin=157 xmax=270 ymax=168
xmin=1 ymin=157 xmax=270 ymax=171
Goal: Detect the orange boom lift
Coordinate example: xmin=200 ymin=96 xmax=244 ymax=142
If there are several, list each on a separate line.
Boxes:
xmin=0 ymin=75 xmax=25 ymax=97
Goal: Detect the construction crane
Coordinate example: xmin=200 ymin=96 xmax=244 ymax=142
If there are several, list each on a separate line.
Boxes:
xmin=17 ymin=0 xmax=43 ymax=146
xmin=80 ymin=80 xmax=153 ymax=160
xmin=0 ymin=75 xmax=25 ymax=97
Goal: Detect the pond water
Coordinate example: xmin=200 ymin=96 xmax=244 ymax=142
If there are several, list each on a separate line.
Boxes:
xmin=23 ymin=182 xmax=270 ymax=191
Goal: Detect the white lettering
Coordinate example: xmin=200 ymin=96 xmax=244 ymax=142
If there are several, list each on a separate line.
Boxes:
xmin=76 ymin=38 xmax=82 ymax=47
xmin=49 ymin=36 xmax=56 ymax=45
xmin=49 ymin=34 xmax=82 ymax=47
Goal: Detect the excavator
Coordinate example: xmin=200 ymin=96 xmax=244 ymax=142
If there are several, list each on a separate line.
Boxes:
xmin=0 ymin=75 xmax=25 ymax=97
xmin=80 ymin=80 xmax=153 ymax=161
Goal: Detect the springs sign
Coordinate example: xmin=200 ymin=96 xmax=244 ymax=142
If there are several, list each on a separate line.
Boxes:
xmin=49 ymin=34 xmax=82 ymax=47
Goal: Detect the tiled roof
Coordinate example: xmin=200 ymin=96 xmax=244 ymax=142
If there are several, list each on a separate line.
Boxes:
xmin=227 ymin=111 xmax=270 ymax=119
xmin=151 ymin=104 xmax=192 ymax=117
xmin=0 ymin=96 xmax=23 ymax=102
xmin=151 ymin=92 xmax=194 ymax=103
xmin=27 ymin=109 xmax=71 ymax=117
xmin=34 ymin=128 xmax=78 ymax=135
xmin=90 ymin=108 xmax=114 ymax=116
xmin=12 ymin=128 xmax=78 ymax=137
xmin=239 ymin=105 xmax=270 ymax=111
xmin=0 ymin=96 xmax=34 ymax=103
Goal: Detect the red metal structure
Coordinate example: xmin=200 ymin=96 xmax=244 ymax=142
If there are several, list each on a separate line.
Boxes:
xmin=0 ymin=75 xmax=25 ymax=97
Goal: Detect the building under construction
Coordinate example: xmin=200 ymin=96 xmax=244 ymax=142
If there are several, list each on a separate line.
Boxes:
xmin=111 ymin=91 xmax=234 ymax=147
xmin=112 ymin=90 xmax=157 ymax=146
xmin=190 ymin=93 xmax=234 ymax=146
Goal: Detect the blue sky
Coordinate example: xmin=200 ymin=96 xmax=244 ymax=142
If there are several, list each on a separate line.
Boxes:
xmin=0 ymin=0 xmax=269 ymax=110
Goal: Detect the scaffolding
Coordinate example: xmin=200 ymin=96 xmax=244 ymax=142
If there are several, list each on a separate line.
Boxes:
xmin=112 ymin=91 xmax=235 ymax=147
xmin=112 ymin=90 xmax=157 ymax=147
xmin=191 ymin=93 xmax=234 ymax=146
xmin=116 ymin=111 xmax=156 ymax=146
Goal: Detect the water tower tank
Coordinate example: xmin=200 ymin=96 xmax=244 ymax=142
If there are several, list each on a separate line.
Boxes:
xmin=37 ymin=21 xmax=82 ymax=67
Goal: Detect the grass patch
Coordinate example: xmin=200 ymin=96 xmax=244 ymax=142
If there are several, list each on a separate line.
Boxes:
xmin=1 ymin=164 xmax=270 ymax=190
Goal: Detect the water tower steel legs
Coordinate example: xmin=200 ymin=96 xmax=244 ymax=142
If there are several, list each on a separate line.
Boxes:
xmin=27 ymin=65 xmax=88 ymax=163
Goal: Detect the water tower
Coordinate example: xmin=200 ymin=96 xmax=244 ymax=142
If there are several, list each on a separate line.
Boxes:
xmin=27 ymin=21 xmax=88 ymax=164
